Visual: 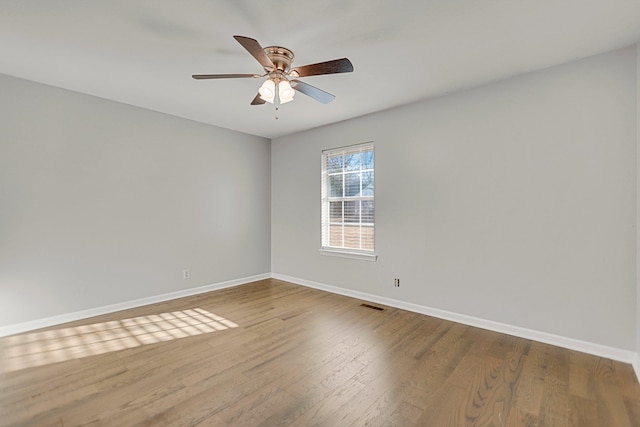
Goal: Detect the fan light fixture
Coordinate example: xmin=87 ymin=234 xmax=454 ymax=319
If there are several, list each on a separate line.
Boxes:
xmin=258 ymin=79 xmax=275 ymax=103
xmin=279 ymin=80 xmax=295 ymax=104
xmin=259 ymin=78 xmax=295 ymax=104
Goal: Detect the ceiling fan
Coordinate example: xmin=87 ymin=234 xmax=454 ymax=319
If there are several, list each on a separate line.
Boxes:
xmin=192 ymin=35 xmax=353 ymax=106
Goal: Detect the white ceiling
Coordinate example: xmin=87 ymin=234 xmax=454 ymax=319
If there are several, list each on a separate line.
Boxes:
xmin=1 ymin=1 xmax=639 ymax=139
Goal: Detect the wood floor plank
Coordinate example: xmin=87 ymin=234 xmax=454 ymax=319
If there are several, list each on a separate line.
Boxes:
xmin=450 ymin=351 xmax=523 ymax=425
xmin=1 ymin=278 xmax=639 ymax=426
xmin=514 ymin=343 xmax=546 ymax=416
xmin=385 ymin=400 xmax=425 ymax=426
xmin=538 ymin=343 xmax=571 ymax=427
xmin=419 ymin=382 xmax=468 ymax=426
xmin=569 ymin=395 xmax=600 ymax=427
xmin=624 ymin=396 xmax=640 ymax=426
xmin=614 ymin=360 xmax=640 ymax=401
xmin=596 ymin=380 xmax=634 ymax=427
xmin=569 ymin=352 xmax=597 ymax=400
xmin=504 ymin=407 xmax=540 ymax=427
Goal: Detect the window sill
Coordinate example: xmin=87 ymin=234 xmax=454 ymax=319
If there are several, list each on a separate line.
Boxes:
xmin=319 ymin=248 xmax=378 ymax=261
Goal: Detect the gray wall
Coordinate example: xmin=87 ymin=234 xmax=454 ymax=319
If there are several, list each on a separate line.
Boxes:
xmin=637 ymin=43 xmax=640 ymax=358
xmin=272 ymin=47 xmax=637 ymax=351
xmin=0 ymin=74 xmax=271 ymax=326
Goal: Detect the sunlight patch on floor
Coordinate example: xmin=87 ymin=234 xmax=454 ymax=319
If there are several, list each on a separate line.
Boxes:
xmin=0 ymin=308 xmax=238 ymax=372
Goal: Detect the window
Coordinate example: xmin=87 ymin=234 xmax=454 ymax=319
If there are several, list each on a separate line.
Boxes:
xmin=321 ymin=142 xmax=375 ymax=258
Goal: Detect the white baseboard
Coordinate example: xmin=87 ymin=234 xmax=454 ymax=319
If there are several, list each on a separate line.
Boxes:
xmin=272 ymin=273 xmax=638 ymax=366
xmin=633 ymin=354 xmax=640 ymax=382
xmin=0 ymin=273 xmax=270 ymax=337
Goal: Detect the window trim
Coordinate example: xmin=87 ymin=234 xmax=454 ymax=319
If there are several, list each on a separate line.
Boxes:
xmin=319 ymin=248 xmax=378 ymax=261
xmin=321 ymin=141 xmax=376 ymax=260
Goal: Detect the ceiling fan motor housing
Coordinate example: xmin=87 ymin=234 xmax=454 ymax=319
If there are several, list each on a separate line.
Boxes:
xmin=264 ymin=46 xmax=294 ymax=73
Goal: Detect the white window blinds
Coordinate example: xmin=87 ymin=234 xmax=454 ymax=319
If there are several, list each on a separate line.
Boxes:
xmin=321 ymin=142 xmax=374 ymax=253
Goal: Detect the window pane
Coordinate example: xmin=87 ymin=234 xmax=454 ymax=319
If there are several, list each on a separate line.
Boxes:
xmin=344 ymin=200 xmax=359 ymax=223
xmin=328 ymin=155 xmax=343 ymax=173
xmin=329 ymin=201 xmax=343 ymax=221
xmin=361 ymin=226 xmax=374 ymax=250
xmin=361 ymin=171 xmax=374 ymax=196
xmin=329 ymin=175 xmax=343 ymax=197
xmin=329 ymin=224 xmax=343 ymax=247
xmin=344 ymin=153 xmax=361 ymax=171
xmin=362 ymin=151 xmax=374 ymax=169
xmin=345 ymin=173 xmax=361 ymax=197
xmin=361 ymin=200 xmax=374 ymax=224
xmin=343 ymin=224 xmax=361 ymax=249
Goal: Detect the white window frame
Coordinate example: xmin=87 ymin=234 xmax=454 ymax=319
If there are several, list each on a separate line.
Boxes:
xmin=320 ymin=142 xmax=377 ymax=261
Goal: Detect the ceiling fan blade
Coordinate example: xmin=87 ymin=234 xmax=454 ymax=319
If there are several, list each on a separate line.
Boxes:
xmin=233 ymin=35 xmax=275 ymax=71
xmin=289 ymin=58 xmax=353 ymax=78
xmin=192 ymin=74 xmax=259 ymax=79
xmin=250 ymin=93 xmax=266 ymax=105
xmin=291 ymin=80 xmax=335 ymax=104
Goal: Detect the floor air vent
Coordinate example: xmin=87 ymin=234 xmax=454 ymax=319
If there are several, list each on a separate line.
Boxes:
xmin=360 ymin=303 xmax=385 ymax=311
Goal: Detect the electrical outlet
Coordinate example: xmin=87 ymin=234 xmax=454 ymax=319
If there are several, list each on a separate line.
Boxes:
xmin=183 ymin=269 xmax=191 ymax=280
xmin=394 ymin=278 xmax=400 ymax=287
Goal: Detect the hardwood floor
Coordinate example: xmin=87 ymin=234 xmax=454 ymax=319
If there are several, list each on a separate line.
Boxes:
xmin=1 ymin=279 xmax=639 ymax=426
